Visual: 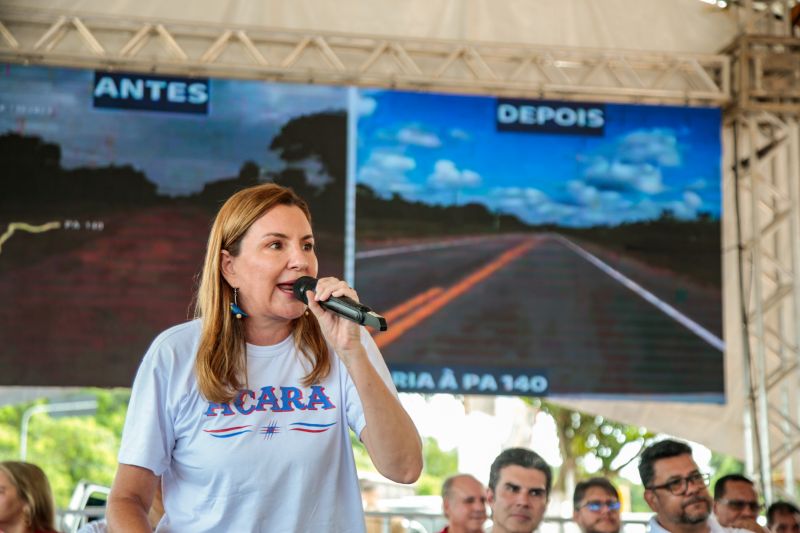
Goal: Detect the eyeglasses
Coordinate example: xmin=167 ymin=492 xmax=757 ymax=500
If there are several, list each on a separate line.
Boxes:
xmin=718 ymin=499 xmax=763 ymax=512
xmin=581 ymin=500 xmax=622 ymax=512
xmin=648 ymin=472 xmax=709 ymax=495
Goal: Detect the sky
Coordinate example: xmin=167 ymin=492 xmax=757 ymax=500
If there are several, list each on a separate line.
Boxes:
xmin=356 ymin=89 xmax=722 ymax=227
xmin=0 ymin=64 xmax=347 ymax=195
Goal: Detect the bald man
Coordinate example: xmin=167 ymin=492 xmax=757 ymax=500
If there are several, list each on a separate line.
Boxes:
xmin=438 ymin=474 xmax=487 ymax=533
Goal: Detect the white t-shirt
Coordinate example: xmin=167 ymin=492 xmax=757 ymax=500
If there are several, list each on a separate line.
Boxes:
xmin=648 ymin=515 xmax=753 ymax=533
xmin=118 ymin=319 xmax=396 ymax=533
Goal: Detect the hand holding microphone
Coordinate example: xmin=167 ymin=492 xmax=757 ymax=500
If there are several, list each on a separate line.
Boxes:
xmin=293 ymin=276 xmax=388 ymax=331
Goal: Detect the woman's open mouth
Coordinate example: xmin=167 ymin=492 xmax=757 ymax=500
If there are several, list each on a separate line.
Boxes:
xmin=276 ymin=281 xmax=296 ymax=296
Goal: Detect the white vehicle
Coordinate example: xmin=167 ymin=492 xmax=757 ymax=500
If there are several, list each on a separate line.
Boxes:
xmin=59 ymin=480 xmax=110 ymax=533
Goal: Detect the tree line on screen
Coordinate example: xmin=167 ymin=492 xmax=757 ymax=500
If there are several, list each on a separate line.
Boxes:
xmin=0 ymin=111 xmax=346 ymax=228
xmin=554 ymin=214 xmax=720 ymax=288
xmin=1 ymin=110 xmax=718 ymax=286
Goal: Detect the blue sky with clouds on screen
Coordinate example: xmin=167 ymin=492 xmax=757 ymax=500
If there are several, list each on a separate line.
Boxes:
xmin=356 ymin=89 xmax=721 ymax=227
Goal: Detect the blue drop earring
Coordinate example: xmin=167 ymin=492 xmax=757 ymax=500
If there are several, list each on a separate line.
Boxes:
xmin=230 ymin=287 xmax=248 ymax=319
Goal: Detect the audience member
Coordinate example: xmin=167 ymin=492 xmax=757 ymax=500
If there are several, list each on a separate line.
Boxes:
xmin=639 ymin=439 xmax=750 ymax=533
xmin=767 ymin=502 xmax=800 ymax=533
xmin=713 ymin=474 xmax=764 ymax=533
xmin=437 ymin=474 xmax=487 ymax=533
xmin=573 ymin=477 xmax=622 ymax=533
xmin=486 ymin=447 xmax=552 ymax=533
xmin=0 ymin=461 xmax=58 ymax=533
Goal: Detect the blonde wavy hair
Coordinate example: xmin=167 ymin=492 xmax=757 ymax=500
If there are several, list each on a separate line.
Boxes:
xmin=0 ymin=461 xmax=57 ymax=532
xmin=194 ymin=183 xmax=330 ymax=403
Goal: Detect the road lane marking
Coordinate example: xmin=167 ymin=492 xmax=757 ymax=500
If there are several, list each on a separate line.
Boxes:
xmin=374 ymin=238 xmax=538 ymax=349
xmin=356 ymin=235 xmax=500 ymax=259
xmin=383 ymin=287 xmax=444 ymax=323
xmin=554 ymin=234 xmax=725 ymax=352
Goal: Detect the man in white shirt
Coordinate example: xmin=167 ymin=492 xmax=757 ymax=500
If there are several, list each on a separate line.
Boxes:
xmin=712 ymin=474 xmax=765 ymax=533
xmin=486 ymin=447 xmax=552 ymax=533
xmin=767 ymin=502 xmax=800 ymax=533
xmin=638 ymin=439 xmax=751 ymax=533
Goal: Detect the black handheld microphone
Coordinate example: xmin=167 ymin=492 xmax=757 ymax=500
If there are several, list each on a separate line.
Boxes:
xmin=293 ymin=276 xmax=388 ymax=331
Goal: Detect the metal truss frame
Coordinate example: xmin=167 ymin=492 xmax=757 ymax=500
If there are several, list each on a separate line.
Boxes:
xmin=732 ymin=0 xmax=800 ymax=38
xmin=725 ymin=35 xmax=800 ymax=112
xmin=0 ymin=0 xmax=799 ymax=500
xmin=727 ymin=110 xmax=800 ymax=501
xmin=0 ymin=6 xmax=729 ymax=106
xmin=726 ymin=0 xmax=800 ymax=501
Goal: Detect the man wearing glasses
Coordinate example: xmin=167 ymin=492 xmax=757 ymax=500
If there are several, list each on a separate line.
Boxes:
xmin=639 ymin=439 xmax=750 ymax=533
xmin=486 ymin=447 xmax=552 ymax=533
xmin=712 ymin=474 xmax=765 ymax=533
xmin=767 ymin=502 xmax=800 ymax=533
xmin=573 ymin=478 xmax=622 ymax=533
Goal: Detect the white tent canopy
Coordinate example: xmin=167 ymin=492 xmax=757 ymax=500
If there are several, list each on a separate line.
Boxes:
xmin=12 ymin=0 xmax=739 ymax=53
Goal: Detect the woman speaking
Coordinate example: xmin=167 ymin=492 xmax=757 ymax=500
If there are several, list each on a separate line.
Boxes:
xmin=107 ymin=183 xmax=422 ymax=532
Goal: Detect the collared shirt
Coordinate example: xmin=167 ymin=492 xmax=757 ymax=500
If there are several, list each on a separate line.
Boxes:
xmin=648 ymin=515 xmax=753 ymax=533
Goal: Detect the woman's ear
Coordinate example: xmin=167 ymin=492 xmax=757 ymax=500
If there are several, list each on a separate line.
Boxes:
xmin=220 ymin=249 xmax=236 ymax=285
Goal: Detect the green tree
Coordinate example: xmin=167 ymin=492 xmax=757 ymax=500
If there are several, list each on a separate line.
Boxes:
xmin=350 ymin=429 xmax=378 ymax=473
xmin=0 ymin=390 xmax=130 ymax=508
xmin=527 ymin=399 xmax=656 ymax=493
xmin=0 ymin=418 xmax=20 ymax=459
xmin=349 ymin=431 xmax=456 ymax=496
xmin=90 ymin=388 xmax=131 ymax=438
xmin=26 ymin=416 xmax=118 ymax=508
xmin=709 ymin=450 xmax=745 ymax=490
xmin=416 ymin=437 xmax=458 ymax=496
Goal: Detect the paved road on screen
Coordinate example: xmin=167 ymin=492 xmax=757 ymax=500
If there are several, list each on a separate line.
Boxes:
xmin=355 ymin=233 xmax=723 ymax=396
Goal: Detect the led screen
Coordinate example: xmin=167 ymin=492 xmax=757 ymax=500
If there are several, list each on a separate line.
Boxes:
xmin=0 ymin=64 xmax=723 ymax=401
xmin=355 ymin=90 xmax=722 ymax=400
xmin=0 ymin=65 xmax=347 ymax=386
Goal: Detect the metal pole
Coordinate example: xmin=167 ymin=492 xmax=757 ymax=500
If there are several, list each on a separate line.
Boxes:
xmin=345 ymin=86 xmax=357 ymax=287
xmin=19 ymin=400 xmax=98 ymax=460
xmin=784 ymin=118 xmax=800 ymax=499
xmin=746 ymin=117 xmax=774 ymax=503
xmin=731 ymin=119 xmax=757 ymax=479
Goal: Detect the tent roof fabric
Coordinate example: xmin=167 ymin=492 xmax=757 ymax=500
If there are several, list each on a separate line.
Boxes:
xmin=8 ymin=0 xmax=739 ymax=53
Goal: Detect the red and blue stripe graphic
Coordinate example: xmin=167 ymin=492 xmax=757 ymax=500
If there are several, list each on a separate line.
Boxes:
xmin=203 ymin=425 xmax=254 ymax=438
xmin=289 ymin=421 xmax=337 ymax=433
